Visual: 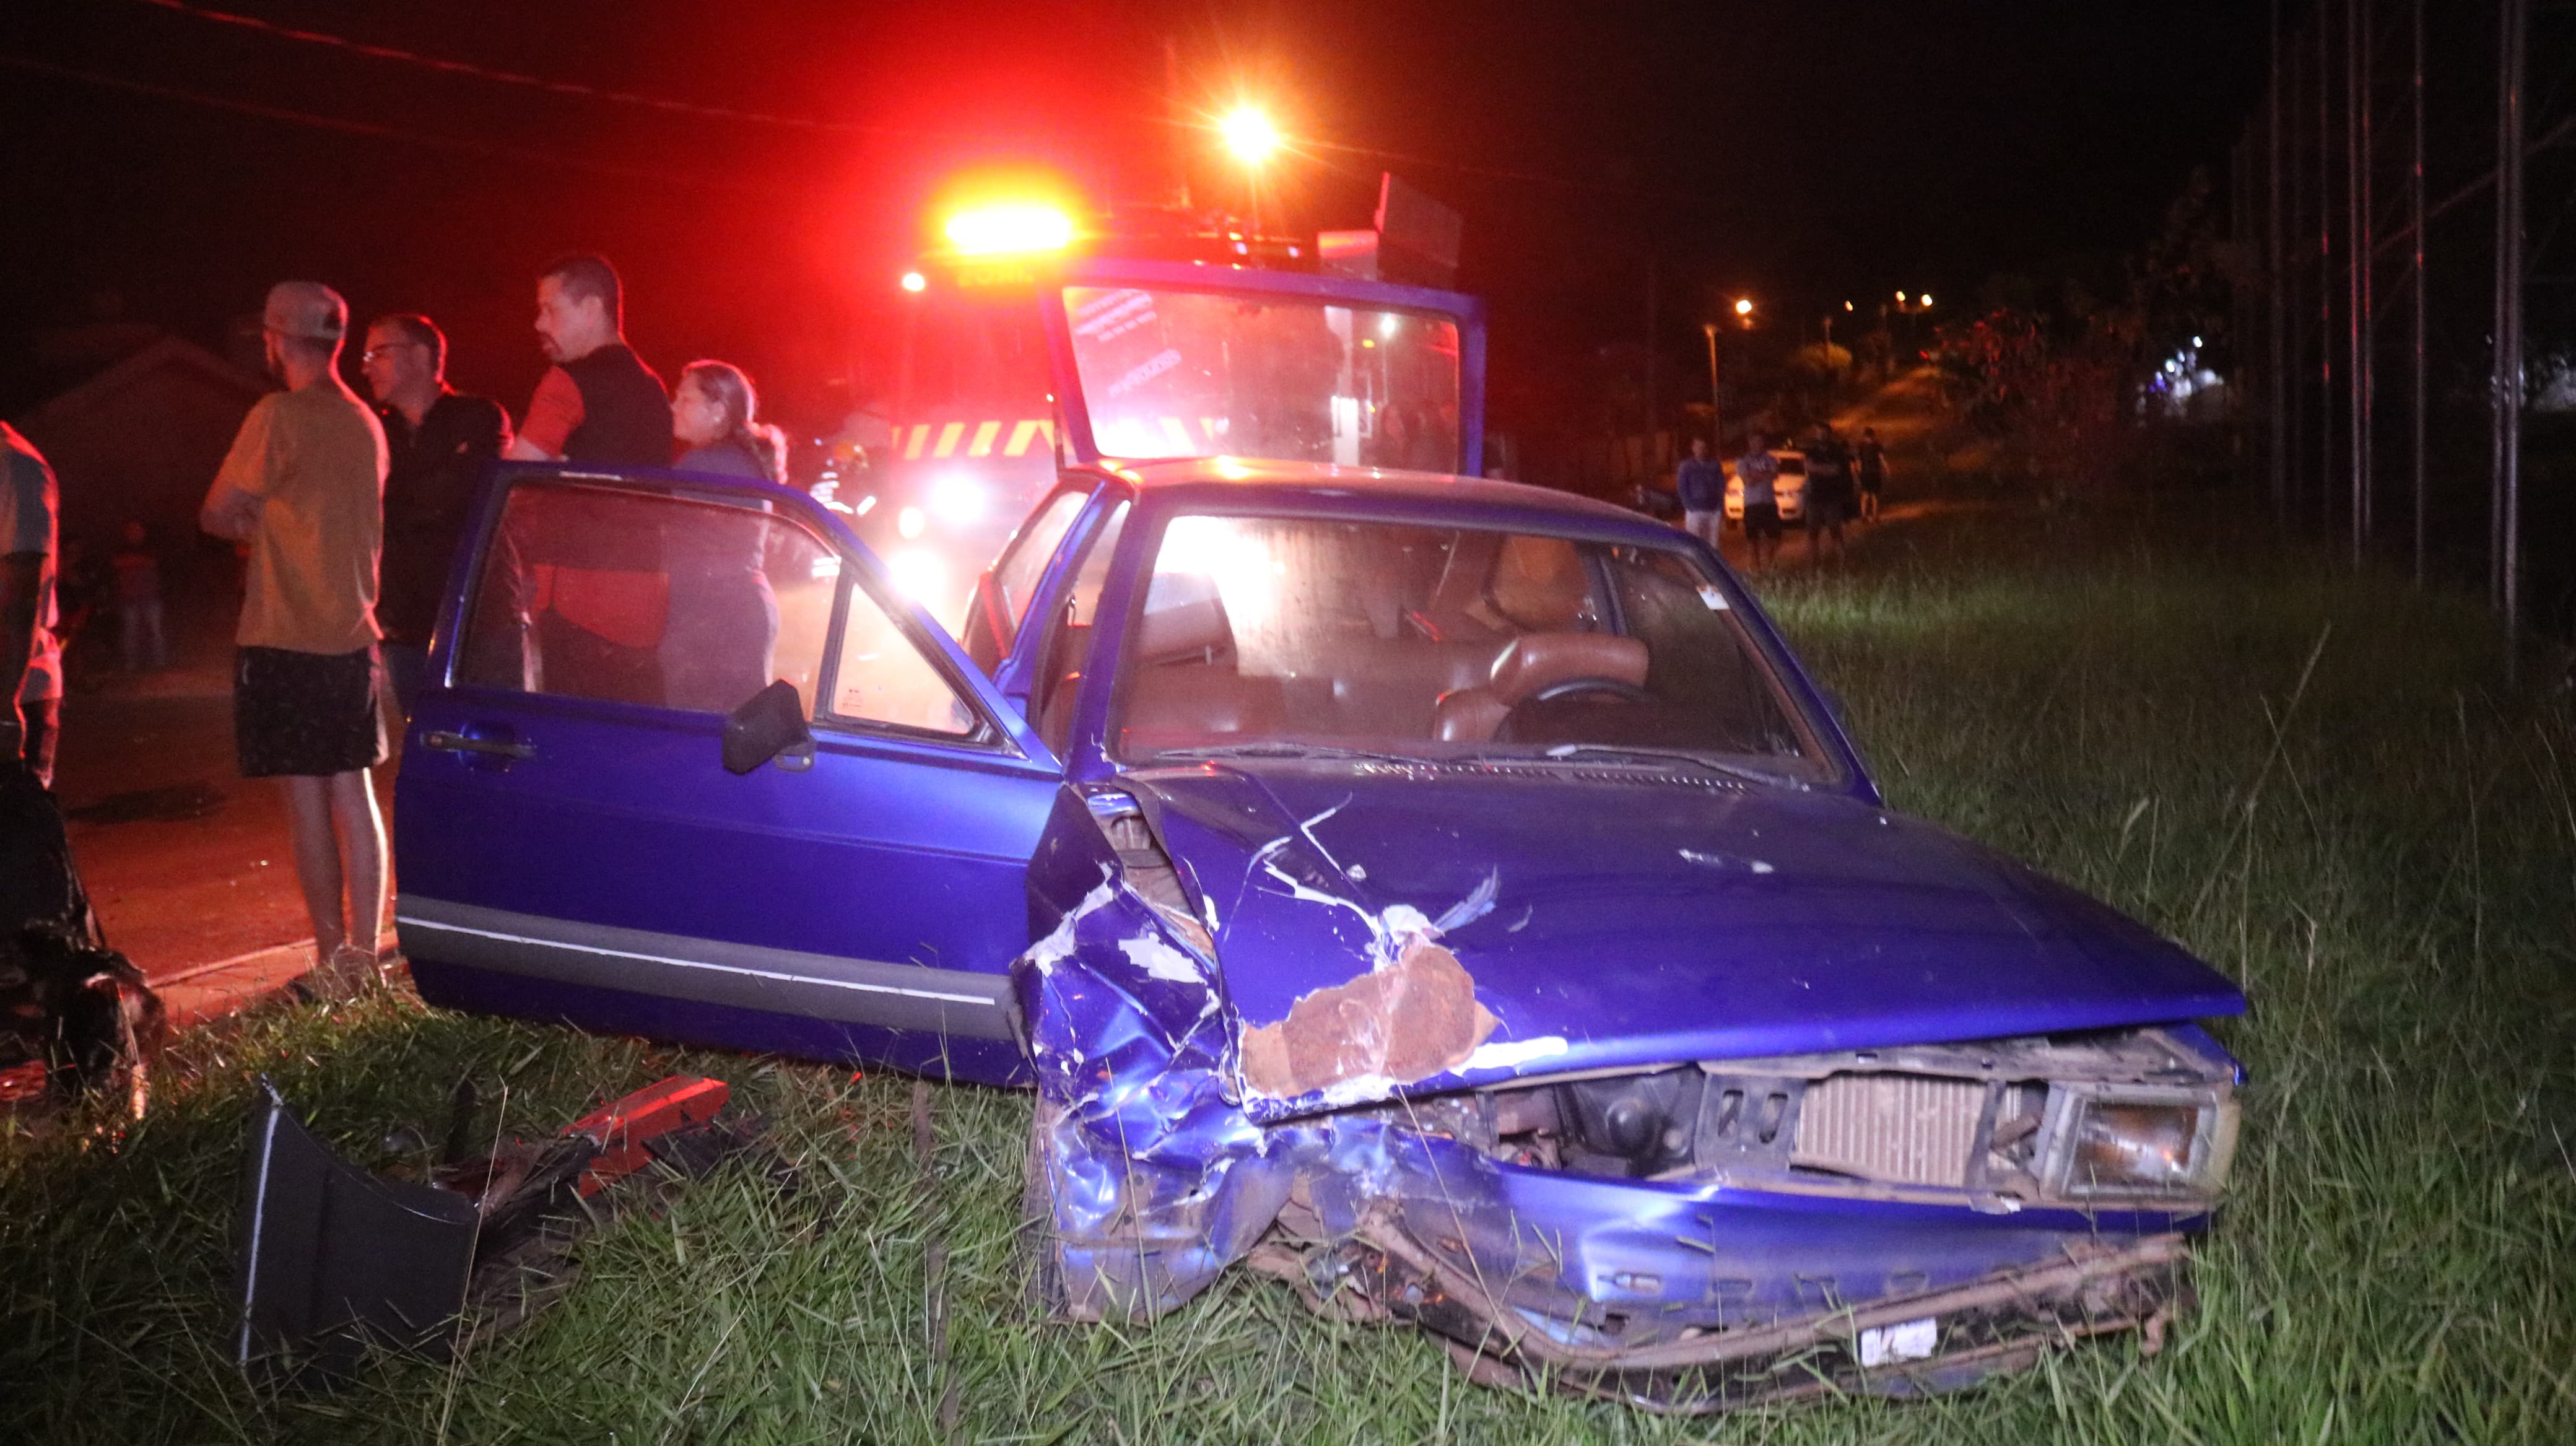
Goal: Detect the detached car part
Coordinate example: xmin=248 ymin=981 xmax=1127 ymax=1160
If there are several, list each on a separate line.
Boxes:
xmin=230 ymin=1074 xmax=752 ymax=1383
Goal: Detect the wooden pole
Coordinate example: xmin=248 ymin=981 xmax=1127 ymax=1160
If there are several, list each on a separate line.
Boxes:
xmin=2491 ymin=0 xmax=2526 ymax=651
xmin=2411 ymin=0 xmax=2427 ymax=586
xmin=2271 ymin=0 xmax=2291 ymax=528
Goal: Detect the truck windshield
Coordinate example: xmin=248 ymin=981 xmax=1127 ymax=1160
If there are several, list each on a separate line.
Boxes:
xmin=1064 ymin=285 xmax=1462 ymax=472
xmin=1111 ymin=513 xmax=1835 ymax=784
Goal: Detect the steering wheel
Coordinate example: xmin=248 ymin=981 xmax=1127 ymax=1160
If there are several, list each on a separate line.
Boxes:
xmin=1495 ymin=677 xmax=1652 ymax=742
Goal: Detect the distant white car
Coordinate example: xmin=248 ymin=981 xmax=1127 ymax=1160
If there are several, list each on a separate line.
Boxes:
xmin=1723 ymin=450 xmax=1806 ymax=525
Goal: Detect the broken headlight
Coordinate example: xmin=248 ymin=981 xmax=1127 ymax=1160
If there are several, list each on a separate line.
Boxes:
xmin=2039 ymin=1086 xmax=2239 ymax=1200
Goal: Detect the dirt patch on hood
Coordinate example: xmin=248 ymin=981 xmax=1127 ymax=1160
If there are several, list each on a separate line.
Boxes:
xmin=1239 ymin=937 xmax=1500 ymax=1100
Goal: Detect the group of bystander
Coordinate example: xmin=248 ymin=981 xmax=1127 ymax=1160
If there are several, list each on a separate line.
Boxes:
xmin=2 ymin=252 xmax=790 ymax=998
xmin=1671 ymin=424 xmax=1890 ymax=570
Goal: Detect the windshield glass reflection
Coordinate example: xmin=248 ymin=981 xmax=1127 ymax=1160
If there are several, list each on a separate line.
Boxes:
xmin=1065 ymin=286 xmax=1461 ymax=471
xmin=1112 ymin=513 xmax=1832 ymax=783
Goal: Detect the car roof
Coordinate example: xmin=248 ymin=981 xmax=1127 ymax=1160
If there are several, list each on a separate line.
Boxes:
xmin=1103 ymin=455 xmax=1677 ymax=538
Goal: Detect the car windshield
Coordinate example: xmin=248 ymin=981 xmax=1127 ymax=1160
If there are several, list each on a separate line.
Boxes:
xmin=1111 ymin=512 xmax=1835 ymax=783
xmin=1063 ymin=285 xmax=1463 ymax=471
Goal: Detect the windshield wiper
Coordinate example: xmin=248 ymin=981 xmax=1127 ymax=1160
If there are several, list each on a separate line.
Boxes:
xmin=1154 ymin=741 xmax=1428 ymax=766
xmin=1513 ymin=743 xmax=1809 ymax=791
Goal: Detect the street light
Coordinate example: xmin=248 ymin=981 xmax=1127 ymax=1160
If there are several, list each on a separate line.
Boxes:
xmin=1702 ymin=321 xmax=1723 ymax=453
xmin=1733 ymin=297 xmax=1754 ymax=318
xmin=1219 ymin=107 xmax=1281 ymax=166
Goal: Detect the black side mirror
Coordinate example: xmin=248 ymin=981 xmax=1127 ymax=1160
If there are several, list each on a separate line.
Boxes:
xmin=721 ymin=681 xmax=813 ymax=775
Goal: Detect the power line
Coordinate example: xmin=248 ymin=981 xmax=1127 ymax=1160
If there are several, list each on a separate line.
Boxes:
xmin=132 ymin=0 xmax=1669 ymax=207
xmin=0 ymin=51 xmax=760 ymax=193
xmin=129 ymin=0 xmax=948 ymax=139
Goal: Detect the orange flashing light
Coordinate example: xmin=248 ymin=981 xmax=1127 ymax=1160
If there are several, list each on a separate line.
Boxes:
xmin=942 ymin=202 xmax=1074 ymax=257
xmin=1219 ymin=107 xmax=1281 ymax=165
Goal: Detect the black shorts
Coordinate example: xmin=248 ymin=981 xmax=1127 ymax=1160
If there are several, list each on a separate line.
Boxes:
xmin=235 ymin=645 xmax=386 ymax=778
xmin=1743 ymin=502 xmax=1783 ymax=540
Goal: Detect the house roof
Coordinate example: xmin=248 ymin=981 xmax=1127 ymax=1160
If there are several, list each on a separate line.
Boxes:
xmin=11 ymin=333 xmax=268 ymax=429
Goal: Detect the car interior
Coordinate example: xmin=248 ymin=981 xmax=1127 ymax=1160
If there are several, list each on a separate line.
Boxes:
xmin=1100 ymin=516 xmax=1815 ymax=768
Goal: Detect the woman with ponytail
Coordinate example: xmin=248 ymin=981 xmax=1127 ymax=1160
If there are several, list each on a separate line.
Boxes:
xmin=672 ymin=360 xmax=786 ymax=483
xmin=662 ymin=360 xmax=783 ymax=710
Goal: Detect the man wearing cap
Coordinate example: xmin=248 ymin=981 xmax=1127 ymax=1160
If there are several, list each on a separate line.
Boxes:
xmin=199 ymin=281 xmax=391 ymax=990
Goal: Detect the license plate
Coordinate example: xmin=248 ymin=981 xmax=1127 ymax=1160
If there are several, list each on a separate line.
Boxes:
xmin=1858 ymin=1316 xmax=1939 ymax=1367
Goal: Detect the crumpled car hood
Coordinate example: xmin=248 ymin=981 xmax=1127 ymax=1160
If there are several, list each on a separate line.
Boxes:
xmin=1125 ymin=761 xmax=2245 ymax=1119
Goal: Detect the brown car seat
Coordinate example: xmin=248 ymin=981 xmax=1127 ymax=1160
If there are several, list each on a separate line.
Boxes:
xmin=1118 ymin=573 xmax=1287 ymax=753
xmin=1430 ymin=632 xmax=1650 ymax=743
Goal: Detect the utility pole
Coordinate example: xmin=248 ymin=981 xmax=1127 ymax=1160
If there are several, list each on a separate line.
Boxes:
xmin=1704 ymin=323 xmax=1723 ymax=455
xmin=1164 ymin=37 xmax=1193 ymax=210
xmin=2410 ymin=0 xmax=2427 ymax=586
xmin=2319 ymin=3 xmax=2337 ymax=534
xmin=2270 ymin=0 xmax=2290 ymax=528
xmin=2349 ymin=0 xmax=2372 ymax=566
xmin=1645 ymin=258 xmax=1660 ymax=460
xmin=2289 ymin=27 xmax=2308 ymax=526
xmin=2491 ymin=0 xmax=2526 ymax=655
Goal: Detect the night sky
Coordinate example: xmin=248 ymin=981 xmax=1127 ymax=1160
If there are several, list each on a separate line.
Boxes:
xmin=0 ymin=0 xmax=2269 ymax=430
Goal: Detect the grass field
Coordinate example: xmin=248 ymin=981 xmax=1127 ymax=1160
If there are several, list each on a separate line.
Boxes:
xmin=6 ymin=502 xmax=2574 ymax=1444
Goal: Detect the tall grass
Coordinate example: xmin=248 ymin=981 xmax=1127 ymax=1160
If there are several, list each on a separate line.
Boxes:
xmin=6 ymin=504 xmax=2572 ymax=1444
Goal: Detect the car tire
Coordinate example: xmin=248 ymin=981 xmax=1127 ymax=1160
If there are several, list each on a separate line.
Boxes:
xmin=1021 ymin=1097 xmax=1069 ymax=1320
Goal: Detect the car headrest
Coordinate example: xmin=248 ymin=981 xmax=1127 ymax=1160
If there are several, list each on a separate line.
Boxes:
xmin=1488 ymin=632 xmax=1650 ymax=704
xmin=1486 ymin=534 xmax=1590 ymax=630
xmin=1136 ymin=571 xmax=1233 ymax=664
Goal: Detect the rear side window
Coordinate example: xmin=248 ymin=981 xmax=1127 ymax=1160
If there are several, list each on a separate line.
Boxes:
xmin=456 ymin=479 xmax=977 ymax=739
xmin=990 ymin=489 xmax=1089 ymax=640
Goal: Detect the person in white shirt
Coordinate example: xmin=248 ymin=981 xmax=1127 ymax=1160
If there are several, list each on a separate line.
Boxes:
xmin=1735 ymin=430 xmax=1784 ymax=570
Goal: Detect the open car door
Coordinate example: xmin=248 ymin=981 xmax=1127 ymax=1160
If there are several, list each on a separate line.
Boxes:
xmin=393 ymin=463 xmax=1061 ymax=1084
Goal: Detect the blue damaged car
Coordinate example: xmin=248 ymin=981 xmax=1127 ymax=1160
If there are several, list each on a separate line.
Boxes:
xmin=394 ymin=261 xmax=2247 ymax=1411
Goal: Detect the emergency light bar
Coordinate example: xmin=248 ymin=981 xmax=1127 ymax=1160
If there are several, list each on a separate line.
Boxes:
xmin=942 ymin=203 xmax=1075 ymax=257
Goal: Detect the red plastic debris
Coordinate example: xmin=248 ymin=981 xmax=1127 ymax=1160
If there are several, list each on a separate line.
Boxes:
xmin=564 ymin=1075 xmax=728 ymax=1196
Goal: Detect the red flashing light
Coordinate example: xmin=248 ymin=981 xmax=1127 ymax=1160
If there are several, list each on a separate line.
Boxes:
xmin=943 ymin=203 xmax=1074 ymax=257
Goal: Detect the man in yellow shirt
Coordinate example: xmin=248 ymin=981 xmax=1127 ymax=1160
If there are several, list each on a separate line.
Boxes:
xmin=200 ymin=282 xmax=391 ymax=991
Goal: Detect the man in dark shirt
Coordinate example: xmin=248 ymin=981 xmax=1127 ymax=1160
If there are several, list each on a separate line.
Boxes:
xmin=1856 ymin=425 xmax=1888 ymax=521
xmin=360 ymin=313 xmax=510 ymax=718
xmin=1803 ymin=425 xmax=1856 ymax=565
xmin=500 ymin=254 xmax=673 ymax=702
xmin=1674 ymin=436 xmax=1726 ymax=549
xmin=503 ymin=253 xmax=670 ymax=466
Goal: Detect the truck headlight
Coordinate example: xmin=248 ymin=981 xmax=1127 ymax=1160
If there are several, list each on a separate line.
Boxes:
xmin=2041 ymin=1087 xmax=2238 ymax=1199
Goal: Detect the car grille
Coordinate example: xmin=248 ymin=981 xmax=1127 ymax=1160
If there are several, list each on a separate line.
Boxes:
xmin=1792 ymin=1073 xmax=1986 ymax=1187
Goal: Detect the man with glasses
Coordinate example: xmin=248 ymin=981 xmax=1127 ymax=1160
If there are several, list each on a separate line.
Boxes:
xmin=359 ymin=313 xmax=510 ymax=719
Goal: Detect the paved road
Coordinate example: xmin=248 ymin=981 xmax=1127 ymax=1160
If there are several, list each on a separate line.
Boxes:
xmin=53 ymin=657 xmax=397 ymax=1000
xmin=1708 ymin=365 xmax=1954 ymax=575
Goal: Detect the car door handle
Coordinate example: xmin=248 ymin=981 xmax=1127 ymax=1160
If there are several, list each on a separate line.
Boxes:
xmin=422 ymin=730 xmax=536 ymax=762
